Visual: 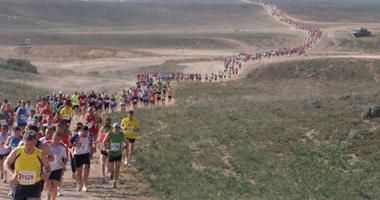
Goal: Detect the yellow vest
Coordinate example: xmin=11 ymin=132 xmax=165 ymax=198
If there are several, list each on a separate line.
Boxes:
xmin=121 ymin=118 xmax=140 ymax=139
xmin=14 ymin=147 xmax=42 ymax=185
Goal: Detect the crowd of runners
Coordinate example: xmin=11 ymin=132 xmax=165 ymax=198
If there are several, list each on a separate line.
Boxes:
xmin=159 ymin=2 xmax=323 ymax=84
xmin=0 ymin=72 xmax=178 ymax=199
xmin=0 ymin=96 xmax=142 ymax=200
xmin=194 ymin=1 xmax=324 ymax=83
xmin=0 ymin=1 xmax=324 ymax=199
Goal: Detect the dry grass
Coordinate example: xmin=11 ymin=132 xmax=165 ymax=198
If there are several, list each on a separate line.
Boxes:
xmin=107 ymin=58 xmax=380 ymax=199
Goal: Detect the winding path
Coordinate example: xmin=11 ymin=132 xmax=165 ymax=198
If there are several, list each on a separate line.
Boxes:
xmin=1 ymin=1 xmax=379 ymax=200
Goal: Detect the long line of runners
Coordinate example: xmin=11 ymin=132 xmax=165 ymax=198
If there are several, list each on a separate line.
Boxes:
xmin=0 ymin=2 xmax=323 ymax=199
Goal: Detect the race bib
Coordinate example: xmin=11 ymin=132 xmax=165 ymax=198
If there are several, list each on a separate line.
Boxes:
xmin=126 ymin=126 xmax=134 ymax=132
xmin=53 ymin=154 xmax=60 ymax=165
xmin=79 ymin=142 xmax=89 ymax=152
xmin=18 ymin=171 xmax=36 ymax=185
xmin=110 ymin=143 xmax=121 ymax=151
xmin=63 ymin=115 xmax=70 ymax=120
xmin=87 ymin=122 xmax=94 ymax=129
xmin=0 ymin=119 xmax=7 ymax=126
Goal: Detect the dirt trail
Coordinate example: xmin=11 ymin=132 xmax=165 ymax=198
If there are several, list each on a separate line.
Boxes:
xmin=0 ymin=102 xmax=174 ymax=200
xmin=0 ymin=150 xmax=154 ymax=200
xmin=0 ymin=1 xmax=378 ymax=199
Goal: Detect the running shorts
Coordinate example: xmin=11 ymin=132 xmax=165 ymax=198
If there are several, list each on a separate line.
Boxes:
xmin=74 ymin=153 xmax=91 ymax=168
xmin=48 ymin=169 xmax=63 ymax=181
xmin=108 ymin=155 xmax=122 ymax=162
xmin=12 ymin=180 xmax=44 ymax=200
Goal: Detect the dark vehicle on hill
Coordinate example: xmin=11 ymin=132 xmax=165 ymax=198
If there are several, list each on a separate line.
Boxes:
xmin=353 ymin=28 xmax=372 ymax=38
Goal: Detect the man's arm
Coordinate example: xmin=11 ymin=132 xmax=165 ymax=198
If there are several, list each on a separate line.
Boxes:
xmin=4 ymin=149 xmax=17 ymax=175
xmin=120 ymin=119 xmax=126 ymax=130
xmin=40 ymin=151 xmax=51 ymax=181
xmin=4 ymin=136 xmax=11 ymax=149
xmin=102 ymin=133 xmax=110 ymax=151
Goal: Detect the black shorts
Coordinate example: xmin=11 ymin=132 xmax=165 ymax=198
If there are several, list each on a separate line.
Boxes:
xmin=73 ymin=105 xmax=79 ymax=109
xmin=74 ymin=153 xmax=91 ymax=168
xmin=127 ymin=138 xmax=136 ymax=143
xmin=100 ymin=149 xmax=108 ymax=156
xmin=49 ymin=169 xmax=63 ymax=181
xmin=62 ymin=119 xmax=71 ymax=125
xmin=104 ymin=103 xmax=110 ymax=109
xmin=13 ymin=180 xmax=44 ymax=200
xmin=96 ymin=105 xmax=103 ymax=111
xmin=108 ymin=155 xmax=122 ymax=162
xmin=0 ymin=152 xmax=9 ymax=160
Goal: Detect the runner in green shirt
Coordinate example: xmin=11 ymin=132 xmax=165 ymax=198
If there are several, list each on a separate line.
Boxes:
xmin=71 ymin=92 xmax=79 ymax=115
xmin=103 ymin=122 xmax=127 ymax=188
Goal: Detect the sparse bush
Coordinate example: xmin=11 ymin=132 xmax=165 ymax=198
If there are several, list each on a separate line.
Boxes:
xmin=0 ymin=58 xmax=38 ymax=74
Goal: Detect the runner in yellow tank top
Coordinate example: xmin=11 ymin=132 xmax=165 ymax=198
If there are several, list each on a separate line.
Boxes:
xmin=120 ymin=109 xmax=140 ymax=166
xmin=4 ymin=131 xmax=51 ymax=200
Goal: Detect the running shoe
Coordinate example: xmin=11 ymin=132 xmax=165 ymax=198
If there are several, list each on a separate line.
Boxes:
xmin=82 ymin=185 xmax=88 ymax=192
xmin=57 ymin=188 xmax=63 ymax=196
xmin=76 ymin=184 xmax=82 ymax=192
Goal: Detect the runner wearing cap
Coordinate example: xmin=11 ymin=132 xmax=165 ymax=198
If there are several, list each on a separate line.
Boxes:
xmin=120 ymin=110 xmax=140 ymax=166
xmin=4 ymin=131 xmax=51 ymax=200
xmin=103 ymin=122 xmax=127 ymax=188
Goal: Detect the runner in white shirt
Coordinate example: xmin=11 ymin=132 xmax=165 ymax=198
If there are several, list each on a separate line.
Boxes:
xmin=70 ymin=126 xmax=94 ymax=192
xmin=39 ymin=126 xmax=55 ymax=144
xmin=45 ymin=132 xmax=68 ymax=200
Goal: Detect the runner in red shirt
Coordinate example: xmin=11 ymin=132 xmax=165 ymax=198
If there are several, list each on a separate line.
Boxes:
xmin=78 ymin=91 xmax=87 ymax=116
xmin=85 ymin=108 xmax=102 ymax=146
